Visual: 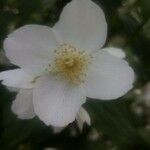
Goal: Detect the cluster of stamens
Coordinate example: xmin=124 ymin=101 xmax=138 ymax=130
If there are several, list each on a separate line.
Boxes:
xmin=48 ymin=44 xmax=92 ymax=85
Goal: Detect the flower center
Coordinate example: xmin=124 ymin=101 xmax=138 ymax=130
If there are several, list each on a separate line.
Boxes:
xmin=64 ymin=57 xmax=74 ymax=67
xmin=48 ymin=44 xmax=92 ymax=85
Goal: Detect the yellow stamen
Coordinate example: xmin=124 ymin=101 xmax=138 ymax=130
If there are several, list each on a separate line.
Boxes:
xmin=48 ymin=44 xmax=92 ymax=85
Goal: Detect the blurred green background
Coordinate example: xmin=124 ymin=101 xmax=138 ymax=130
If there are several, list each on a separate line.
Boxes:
xmin=0 ymin=0 xmax=150 ymax=149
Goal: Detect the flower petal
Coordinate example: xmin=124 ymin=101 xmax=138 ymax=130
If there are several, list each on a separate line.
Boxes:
xmin=11 ymin=89 xmax=35 ymax=119
xmin=102 ymin=47 xmax=126 ymax=59
xmin=54 ymin=0 xmax=107 ymax=51
xmin=0 ymin=69 xmax=34 ymax=89
xmin=76 ymin=107 xmax=91 ymax=131
xmin=7 ymin=87 xmax=19 ymax=92
xmin=33 ymin=74 xmax=86 ymax=127
xmin=4 ymin=25 xmax=59 ymax=75
xmin=84 ymin=51 xmax=134 ymax=100
xmin=53 ymin=127 xmax=65 ymax=134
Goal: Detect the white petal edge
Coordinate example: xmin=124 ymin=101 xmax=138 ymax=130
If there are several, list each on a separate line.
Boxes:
xmin=76 ymin=107 xmax=91 ymax=131
xmin=7 ymin=87 xmax=19 ymax=92
xmin=11 ymin=89 xmax=35 ymax=119
xmin=53 ymin=0 xmax=107 ymax=52
xmin=102 ymin=47 xmax=126 ymax=59
xmin=84 ymin=50 xmax=134 ymax=100
xmin=33 ymin=74 xmax=86 ymax=127
xmin=4 ymin=25 xmax=59 ymax=75
xmin=53 ymin=127 xmax=65 ymax=134
xmin=0 ymin=69 xmax=34 ymax=89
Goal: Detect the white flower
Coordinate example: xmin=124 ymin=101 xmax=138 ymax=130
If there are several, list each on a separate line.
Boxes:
xmin=53 ymin=107 xmax=91 ymax=133
xmin=0 ymin=0 xmax=134 ymax=127
xmin=76 ymin=107 xmax=91 ymax=131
